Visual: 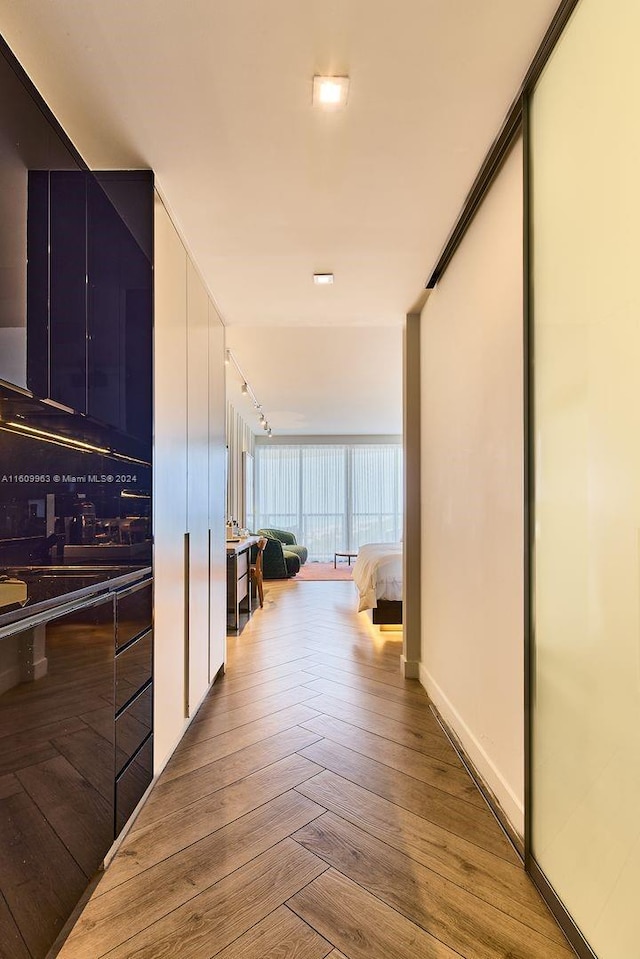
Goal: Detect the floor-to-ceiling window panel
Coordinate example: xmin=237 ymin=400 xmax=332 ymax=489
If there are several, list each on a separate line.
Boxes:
xmin=254 ymin=444 xmax=300 ymax=535
xmin=351 ymin=445 xmax=403 ymax=545
xmin=301 ymin=446 xmax=347 ymax=561
xmin=530 ymin=1 xmax=640 ymax=955
xmin=255 ymin=443 xmax=402 ymax=562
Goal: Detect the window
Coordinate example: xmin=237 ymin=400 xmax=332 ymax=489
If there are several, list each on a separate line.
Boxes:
xmin=255 ymin=444 xmax=402 ymax=561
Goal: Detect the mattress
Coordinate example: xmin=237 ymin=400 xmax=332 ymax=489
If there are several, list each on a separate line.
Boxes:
xmin=352 ymin=543 xmax=403 ymax=612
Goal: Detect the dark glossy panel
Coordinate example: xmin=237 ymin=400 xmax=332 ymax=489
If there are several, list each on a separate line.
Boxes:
xmin=123 ymin=284 xmax=152 ymax=441
xmin=92 ymin=173 xmax=153 ymax=439
xmin=92 ymin=171 xmax=153 ymax=260
xmin=0 ymin=42 xmax=81 ymax=390
xmin=115 ymin=682 xmax=152 ymax=775
xmin=0 ymin=412 xmax=152 ymax=569
xmin=26 ymin=171 xmax=50 ymax=398
xmin=115 ymin=628 xmax=153 ymax=712
xmin=87 ymin=177 xmax=124 ymax=430
xmin=87 ymin=175 xmax=152 ymax=439
xmin=49 ymin=172 xmax=88 ymax=412
xmin=116 ymin=580 xmax=152 ymax=650
xmin=115 ymin=734 xmax=153 ymax=835
xmin=0 ymin=594 xmax=115 ymax=959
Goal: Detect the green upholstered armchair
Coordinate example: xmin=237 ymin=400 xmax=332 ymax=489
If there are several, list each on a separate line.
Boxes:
xmin=257 ymin=528 xmax=308 ymax=566
xmin=257 ymin=536 xmax=301 ymax=580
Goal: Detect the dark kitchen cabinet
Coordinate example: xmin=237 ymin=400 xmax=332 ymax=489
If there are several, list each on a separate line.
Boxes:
xmin=0 ymin=40 xmax=83 ymax=391
xmin=26 ymin=170 xmax=153 ymax=441
xmin=115 ymin=734 xmax=153 ymax=835
xmin=0 ymin=571 xmax=153 ymax=959
xmin=114 ymin=580 xmax=154 ymax=832
xmin=0 ymin=593 xmax=115 ymax=959
xmin=50 ymin=172 xmax=89 ymax=412
xmin=116 ymin=578 xmax=153 ymax=650
xmin=87 ymin=174 xmax=153 ymax=439
xmin=25 ymin=172 xmax=50 ymax=399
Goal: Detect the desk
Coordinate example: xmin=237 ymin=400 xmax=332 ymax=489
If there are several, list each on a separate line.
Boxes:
xmin=226 ymin=536 xmax=260 ymax=631
xmin=334 ymin=551 xmax=358 ymax=568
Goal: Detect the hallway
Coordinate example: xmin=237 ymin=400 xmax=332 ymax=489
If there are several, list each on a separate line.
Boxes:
xmin=58 ymin=581 xmax=573 ymax=959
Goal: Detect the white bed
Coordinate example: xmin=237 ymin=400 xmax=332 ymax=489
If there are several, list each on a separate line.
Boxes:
xmin=352 ymin=542 xmax=403 ymax=623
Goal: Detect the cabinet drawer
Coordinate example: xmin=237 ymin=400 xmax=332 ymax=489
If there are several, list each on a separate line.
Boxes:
xmin=236 ymin=551 xmax=248 ymax=578
xmin=115 ymin=629 xmax=152 ymax=712
xmin=237 ymin=572 xmax=248 ymax=603
xmin=115 ymin=735 xmax=153 ymax=836
xmin=116 ymin=580 xmax=152 ymax=650
xmin=115 ymin=683 xmax=153 ymax=775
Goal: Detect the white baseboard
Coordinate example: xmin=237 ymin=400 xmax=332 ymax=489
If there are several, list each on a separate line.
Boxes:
xmin=400 ymin=655 xmax=420 ymax=679
xmin=419 ymin=663 xmax=524 ymax=841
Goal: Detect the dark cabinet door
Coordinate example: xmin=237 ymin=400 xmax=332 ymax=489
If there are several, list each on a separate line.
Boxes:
xmin=87 ymin=177 xmax=152 ymax=439
xmin=26 ymin=170 xmax=152 ymax=441
xmin=116 ymin=579 xmax=152 ymax=650
xmin=49 ymin=171 xmax=88 ymax=412
xmin=26 ymin=171 xmax=50 ymax=399
xmin=123 ymin=281 xmax=152 ymax=441
xmin=0 ymin=593 xmax=115 ymax=959
xmin=87 ymin=177 xmax=124 ymax=430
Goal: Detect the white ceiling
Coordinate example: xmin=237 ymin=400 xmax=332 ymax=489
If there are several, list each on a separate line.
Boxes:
xmin=226 ymin=326 xmax=403 ymax=436
xmin=0 ymin=0 xmax=559 ymax=433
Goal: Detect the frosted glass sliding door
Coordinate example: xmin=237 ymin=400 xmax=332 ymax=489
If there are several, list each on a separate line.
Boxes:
xmin=530 ymin=1 xmax=640 ymax=956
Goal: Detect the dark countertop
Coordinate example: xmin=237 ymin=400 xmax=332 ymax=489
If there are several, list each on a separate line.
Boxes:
xmin=0 ymin=564 xmax=152 ymax=636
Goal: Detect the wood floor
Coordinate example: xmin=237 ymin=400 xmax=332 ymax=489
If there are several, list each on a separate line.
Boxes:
xmin=57 ymin=580 xmax=575 ymax=959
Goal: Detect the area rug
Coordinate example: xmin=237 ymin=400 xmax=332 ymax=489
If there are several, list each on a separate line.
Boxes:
xmin=295 ymin=561 xmax=354 ymax=582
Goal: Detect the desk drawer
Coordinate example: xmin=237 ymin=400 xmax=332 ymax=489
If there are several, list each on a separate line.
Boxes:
xmin=236 ymin=551 xmax=248 ymax=578
xmin=237 ymin=572 xmax=248 ymax=603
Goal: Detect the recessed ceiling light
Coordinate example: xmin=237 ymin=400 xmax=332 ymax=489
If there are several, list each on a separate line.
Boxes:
xmin=313 ymin=76 xmax=349 ymax=108
xmin=313 ymin=273 xmax=334 ymax=285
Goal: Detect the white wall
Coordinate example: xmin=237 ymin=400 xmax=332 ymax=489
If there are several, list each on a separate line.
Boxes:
xmin=419 ymin=139 xmax=524 ymax=835
xmin=226 ymin=402 xmax=255 ymax=527
xmin=153 ymin=193 xmax=227 ymax=773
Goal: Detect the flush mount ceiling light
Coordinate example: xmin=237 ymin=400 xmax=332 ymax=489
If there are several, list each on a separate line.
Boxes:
xmin=313 ymin=273 xmax=334 ymax=285
xmin=313 ymin=75 xmax=349 ymax=108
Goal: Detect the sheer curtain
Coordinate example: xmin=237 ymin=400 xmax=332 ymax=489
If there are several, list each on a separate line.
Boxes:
xmin=255 ymin=444 xmax=402 ymax=561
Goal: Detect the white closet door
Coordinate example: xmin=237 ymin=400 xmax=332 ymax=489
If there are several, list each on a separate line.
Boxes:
xmin=186 ymin=260 xmax=211 ymax=712
xmin=153 ymin=195 xmax=187 ymax=768
xmin=208 ymin=299 xmax=227 ymax=679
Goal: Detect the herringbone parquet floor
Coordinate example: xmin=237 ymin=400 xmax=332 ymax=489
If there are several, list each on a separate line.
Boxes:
xmin=57 ymin=580 xmax=574 ymax=959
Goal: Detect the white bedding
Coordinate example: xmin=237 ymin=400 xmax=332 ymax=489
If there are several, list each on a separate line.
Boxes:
xmin=352 ymin=542 xmax=403 ymax=612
